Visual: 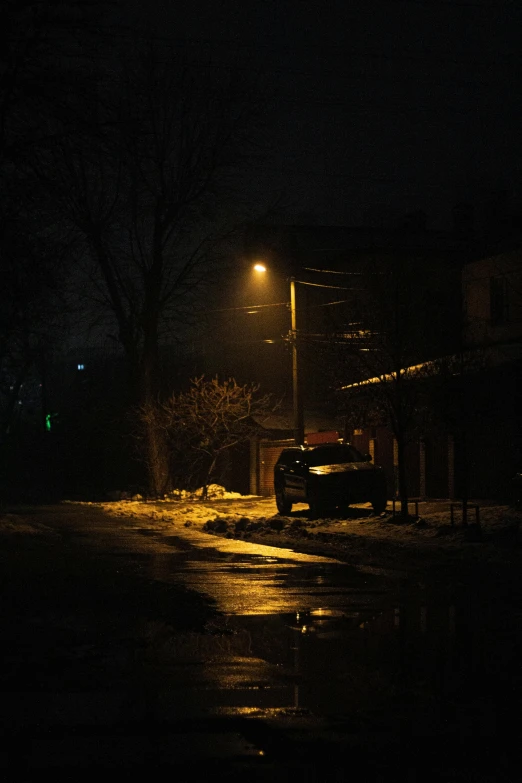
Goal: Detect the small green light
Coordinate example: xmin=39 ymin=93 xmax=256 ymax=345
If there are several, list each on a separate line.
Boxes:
xmin=45 ymin=413 xmax=52 ymax=432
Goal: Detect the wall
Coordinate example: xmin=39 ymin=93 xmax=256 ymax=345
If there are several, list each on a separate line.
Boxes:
xmin=252 ymin=438 xmax=294 ymax=496
xmin=463 ymin=250 xmax=522 ymax=347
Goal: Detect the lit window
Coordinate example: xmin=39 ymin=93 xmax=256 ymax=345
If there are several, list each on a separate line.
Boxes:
xmin=77 ymin=363 xmax=85 ymax=371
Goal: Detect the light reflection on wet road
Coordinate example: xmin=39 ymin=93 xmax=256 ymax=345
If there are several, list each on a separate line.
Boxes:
xmin=7 ymin=504 xmax=522 ymax=775
xmin=31 ymin=508 xmax=521 ymax=750
xmin=131 ymin=525 xmax=406 ymax=718
xmin=144 ymin=525 xmax=393 ymax=617
xmin=122 ymin=519 xmax=522 ymax=740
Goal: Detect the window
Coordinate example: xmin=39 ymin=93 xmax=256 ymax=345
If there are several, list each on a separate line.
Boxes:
xmin=490 ymin=276 xmax=508 ymax=326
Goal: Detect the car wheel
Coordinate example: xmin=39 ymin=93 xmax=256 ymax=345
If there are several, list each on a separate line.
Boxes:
xmin=276 ymin=488 xmax=292 ymax=515
xmin=372 ymin=494 xmax=387 ymax=514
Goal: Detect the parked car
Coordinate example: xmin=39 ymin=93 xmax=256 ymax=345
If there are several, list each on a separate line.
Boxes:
xmin=274 ymin=443 xmax=387 ymax=518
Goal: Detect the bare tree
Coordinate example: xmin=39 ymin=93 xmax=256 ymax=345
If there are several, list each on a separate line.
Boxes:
xmin=140 ymin=376 xmax=274 ymax=498
xmin=320 ymin=255 xmax=455 ymax=517
xmin=34 ymin=38 xmax=267 ymax=493
xmin=340 ymin=359 xmax=439 ymax=516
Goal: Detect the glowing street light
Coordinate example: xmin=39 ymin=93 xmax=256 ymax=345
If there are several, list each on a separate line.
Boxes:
xmin=253 ymin=264 xmax=304 ymax=446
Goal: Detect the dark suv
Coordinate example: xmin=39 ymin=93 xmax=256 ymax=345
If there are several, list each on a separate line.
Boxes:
xmin=274 ymin=443 xmax=387 ymax=517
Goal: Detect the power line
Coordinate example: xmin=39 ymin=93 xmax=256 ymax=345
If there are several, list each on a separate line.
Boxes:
xmin=204 ymin=301 xmax=288 ymax=313
xmin=304 ymin=267 xmax=364 ymax=275
xmin=295 ymin=280 xmax=357 ymax=290
xmin=309 ymin=299 xmax=352 ymax=308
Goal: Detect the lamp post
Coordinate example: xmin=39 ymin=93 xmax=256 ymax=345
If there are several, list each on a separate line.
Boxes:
xmin=254 ymin=264 xmax=304 ymax=446
xmin=290 ymin=276 xmax=305 ymax=446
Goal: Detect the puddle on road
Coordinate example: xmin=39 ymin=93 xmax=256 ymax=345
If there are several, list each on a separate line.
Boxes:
xmin=134 ymin=532 xmax=522 ymax=736
xmin=142 ymin=530 xmax=396 ymax=616
xmin=203 ymin=590 xmax=522 ymax=737
xmin=69 ymin=523 xmax=522 ymax=738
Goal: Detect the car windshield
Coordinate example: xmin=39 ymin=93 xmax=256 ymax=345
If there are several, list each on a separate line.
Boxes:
xmin=307 ymin=445 xmax=365 ymax=467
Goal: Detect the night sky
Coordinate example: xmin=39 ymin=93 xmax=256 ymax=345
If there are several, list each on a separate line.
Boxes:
xmin=126 ymin=0 xmax=522 ymax=230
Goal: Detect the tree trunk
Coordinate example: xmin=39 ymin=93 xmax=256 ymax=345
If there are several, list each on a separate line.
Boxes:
xmin=396 ymin=435 xmax=409 ymax=517
xmin=143 ymin=417 xmax=170 ymax=497
xmin=139 ymin=386 xmax=170 ymax=498
xmin=201 ymin=456 xmax=217 ymax=500
xmin=139 ymin=294 xmax=171 ymax=496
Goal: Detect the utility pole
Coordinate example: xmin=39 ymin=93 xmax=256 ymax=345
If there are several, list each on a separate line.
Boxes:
xmin=290 ymin=276 xmax=305 ymax=445
xmin=253 ymin=263 xmax=305 ymax=445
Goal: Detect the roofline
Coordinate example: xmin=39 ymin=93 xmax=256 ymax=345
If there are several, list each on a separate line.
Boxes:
xmin=340 ymin=343 xmax=522 ymax=391
xmin=340 ymin=360 xmax=438 ymax=390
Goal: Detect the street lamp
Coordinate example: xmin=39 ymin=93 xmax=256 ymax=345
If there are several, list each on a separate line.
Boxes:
xmin=254 ymin=265 xmax=304 ymax=446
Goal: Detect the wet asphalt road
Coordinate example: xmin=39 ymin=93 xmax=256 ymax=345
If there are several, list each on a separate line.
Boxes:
xmin=2 ymin=503 xmax=522 ymax=779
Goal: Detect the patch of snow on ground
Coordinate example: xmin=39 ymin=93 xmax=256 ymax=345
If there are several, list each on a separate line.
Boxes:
xmin=95 ymin=494 xmax=275 ymax=530
xmin=163 ymin=484 xmax=258 ymax=501
xmin=6 ymin=494 xmax=521 ymax=564
xmin=92 ymin=495 xmax=522 ymax=561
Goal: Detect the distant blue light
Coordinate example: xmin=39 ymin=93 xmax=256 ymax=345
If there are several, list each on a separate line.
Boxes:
xmin=77 ymin=364 xmax=85 ymax=371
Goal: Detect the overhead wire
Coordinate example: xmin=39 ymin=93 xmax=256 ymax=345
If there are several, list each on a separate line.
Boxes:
xmin=204 ymin=301 xmax=289 ymax=313
xmin=304 ymin=267 xmax=364 ymax=275
xmin=294 ymin=280 xmax=357 ymax=290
